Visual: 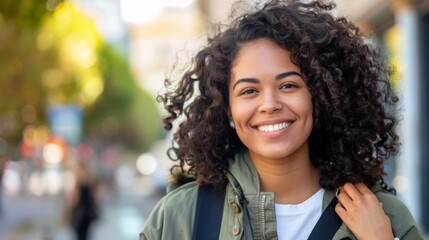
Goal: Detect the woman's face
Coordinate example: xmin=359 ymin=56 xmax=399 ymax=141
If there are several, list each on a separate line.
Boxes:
xmin=228 ymin=38 xmax=313 ymax=162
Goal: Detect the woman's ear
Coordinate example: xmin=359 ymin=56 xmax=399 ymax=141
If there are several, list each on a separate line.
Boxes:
xmin=226 ymin=109 xmax=232 ymax=120
xmin=226 ymin=110 xmax=235 ymax=129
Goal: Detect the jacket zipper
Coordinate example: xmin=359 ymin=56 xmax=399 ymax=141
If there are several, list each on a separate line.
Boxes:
xmin=260 ymin=193 xmax=267 ymax=240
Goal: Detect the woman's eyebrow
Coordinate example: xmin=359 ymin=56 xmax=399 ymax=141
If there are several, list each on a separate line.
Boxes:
xmin=232 ymin=71 xmax=302 ymax=90
xmin=232 ymin=78 xmax=259 ymax=90
xmin=275 ymin=71 xmax=302 ymax=80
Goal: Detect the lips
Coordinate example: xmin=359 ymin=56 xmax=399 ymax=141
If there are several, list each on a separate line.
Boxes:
xmin=257 ymin=122 xmax=291 ymax=132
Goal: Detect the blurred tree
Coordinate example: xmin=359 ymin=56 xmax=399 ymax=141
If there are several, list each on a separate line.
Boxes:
xmin=38 ymin=2 xmax=104 ymax=107
xmin=0 ymin=0 xmax=64 ymax=147
xmin=86 ymin=45 xmax=164 ymax=151
xmin=0 ymin=0 xmax=163 ymax=156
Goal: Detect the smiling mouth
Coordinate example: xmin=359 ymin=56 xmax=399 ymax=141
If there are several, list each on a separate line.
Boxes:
xmin=257 ymin=122 xmax=291 ymax=132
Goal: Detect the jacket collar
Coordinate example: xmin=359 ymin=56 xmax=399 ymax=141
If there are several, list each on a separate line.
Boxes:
xmin=228 ymin=149 xmax=336 ymax=210
xmin=228 ymin=150 xmax=261 ymax=196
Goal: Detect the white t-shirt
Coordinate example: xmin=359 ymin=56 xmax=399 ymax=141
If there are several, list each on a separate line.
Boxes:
xmin=275 ymin=188 xmax=325 ymax=240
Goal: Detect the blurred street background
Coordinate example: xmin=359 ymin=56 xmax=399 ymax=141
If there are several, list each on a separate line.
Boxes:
xmin=0 ymin=0 xmax=428 ymax=239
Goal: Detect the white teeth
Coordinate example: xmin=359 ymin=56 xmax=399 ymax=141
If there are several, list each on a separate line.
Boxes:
xmin=257 ymin=122 xmax=290 ymax=132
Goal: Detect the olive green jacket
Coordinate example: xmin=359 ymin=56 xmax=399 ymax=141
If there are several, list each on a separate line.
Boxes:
xmin=140 ymin=150 xmax=423 ymax=240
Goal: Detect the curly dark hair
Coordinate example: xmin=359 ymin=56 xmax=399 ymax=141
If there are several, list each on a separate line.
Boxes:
xmin=158 ymin=0 xmax=399 ymax=190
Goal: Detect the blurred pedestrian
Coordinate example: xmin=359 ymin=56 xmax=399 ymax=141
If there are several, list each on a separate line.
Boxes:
xmin=140 ymin=0 xmax=424 ymax=239
xmin=69 ymin=163 xmax=99 ymax=240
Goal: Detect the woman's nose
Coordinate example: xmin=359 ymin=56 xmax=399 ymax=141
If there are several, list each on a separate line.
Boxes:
xmin=258 ymin=92 xmax=282 ymax=113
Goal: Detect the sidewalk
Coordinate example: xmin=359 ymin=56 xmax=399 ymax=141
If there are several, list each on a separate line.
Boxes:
xmin=0 ymin=191 xmax=161 ymax=240
xmin=0 ymin=194 xmax=73 ymax=240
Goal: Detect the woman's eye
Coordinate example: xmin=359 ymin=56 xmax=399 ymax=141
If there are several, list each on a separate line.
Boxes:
xmin=240 ymin=89 xmax=257 ymax=95
xmin=280 ymin=83 xmax=297 ymax=89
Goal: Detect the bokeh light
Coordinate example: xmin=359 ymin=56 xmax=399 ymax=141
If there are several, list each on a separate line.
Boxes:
xmin=28 ymin=171 xmax=44 ymax=196
xmin=100 ymin=148 xmax=119 ymax=169
xmin=76 ymin=143 xmax=94 ymax=163
xmin=3 ymin=162 xmax=21 ymax=196
xmin=44 ymin=167 xmax=63 ymax=195
xmin=120 ymin=0 xmax=164 ymax=24
xmin=393 ymin=175 xmax=410 ymax=193
xmin=20 ymin=105 xmax=37 ymax=123
xmin=136 ymin=153 xmax=158 ymax=176
xmin=166 ymin=0 xmax=196 ymax=8
xmin=43 ymin=142 xmax=64 ymax=165
xmin=114 ymin=164 xmax=136 ymax=190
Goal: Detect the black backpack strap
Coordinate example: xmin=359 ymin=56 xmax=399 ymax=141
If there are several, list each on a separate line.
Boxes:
xmin=192 ymin=184 xmax=226 ymax=240
xmin=307 ymin=197 xmax=343 ymax=240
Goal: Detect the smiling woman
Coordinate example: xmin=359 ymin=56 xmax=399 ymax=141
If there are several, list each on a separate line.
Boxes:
xmin=229 ymin=39 xmax=314 ymax=170
xmin=140 ymin=0 xmax=423 ymax=239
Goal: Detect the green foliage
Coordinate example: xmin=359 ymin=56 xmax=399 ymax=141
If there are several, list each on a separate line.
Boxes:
xmin=0 ymin=0 xmax=63 ymax=142
xmin=86 ymin=45 xmax=165 ymax=151
xmin=0 ymin=0 xmax=61 ymax=29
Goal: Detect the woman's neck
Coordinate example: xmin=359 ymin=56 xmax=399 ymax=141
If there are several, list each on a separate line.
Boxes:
xmin=251 ymin=154 xmax=321 ymax=205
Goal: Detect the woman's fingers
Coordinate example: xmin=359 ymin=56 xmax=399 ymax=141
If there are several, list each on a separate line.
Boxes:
xmin=341 ymin=182 xmax=363 ymax=201
xmin=354 ymin=182 xmax=373 ymax=195
xmin=335 ymin=201 xmax=348 ymax=219
xmin=335 ymin=182 xmax=394 ymax=240
xmin=337 ymin=190 xmax=354 ymax=210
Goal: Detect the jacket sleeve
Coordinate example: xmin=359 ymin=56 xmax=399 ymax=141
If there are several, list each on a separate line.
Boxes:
xmin=139 ymin=181 xmax=198 ymax=240
xmin=376 ymin=191 xmax=424 ymax=240
xmin=400 ymin=225 xmax=424 ymax=240
xmin=140 ymin=198 xmax=166 ymax=240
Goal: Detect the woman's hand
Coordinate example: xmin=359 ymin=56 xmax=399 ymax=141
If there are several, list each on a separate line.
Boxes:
xmin=335 ymin=183 xmax=394 ymax=240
